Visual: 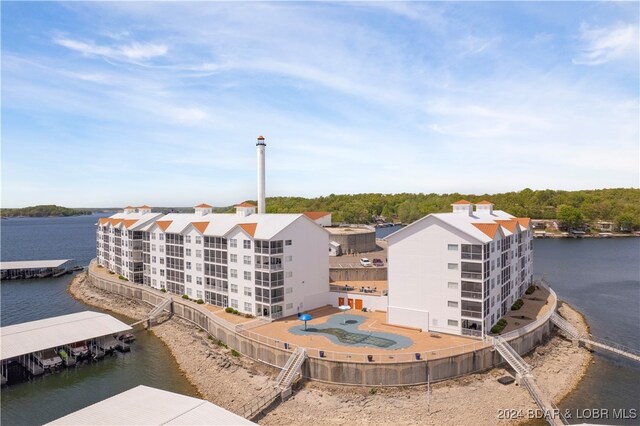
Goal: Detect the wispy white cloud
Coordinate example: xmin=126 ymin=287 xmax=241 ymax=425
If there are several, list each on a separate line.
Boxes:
xmin=573 ymin=23 xmax=639 ymax=65
xmin=54 ymin=37 xmax=168 ymax=62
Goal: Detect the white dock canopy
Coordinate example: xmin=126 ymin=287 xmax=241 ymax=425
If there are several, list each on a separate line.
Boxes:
xmin=1 ymin=311 xmax=131 ymax=361
xmin=0 ymin=259 xmax=71 ymax=270
xmin=47 ymin=385 xmax=255 ymax=425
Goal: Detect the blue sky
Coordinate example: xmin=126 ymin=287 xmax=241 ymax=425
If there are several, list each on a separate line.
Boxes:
xmin=2 ymin=1 xmax=638 ymax=208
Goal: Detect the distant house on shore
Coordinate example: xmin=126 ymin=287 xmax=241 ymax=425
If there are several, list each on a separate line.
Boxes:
xmin=596 ymin=221 xmax=614 ymax=232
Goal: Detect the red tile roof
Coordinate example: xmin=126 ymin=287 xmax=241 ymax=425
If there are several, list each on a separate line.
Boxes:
xmin=98 ymin=218 xmax=110 ymax=225
xmin=191 ymin=222 xmax=209 ymax=234
xmin=476 ymin=200 xmax=493 ymax=205
xmin=303 ymin=212 xmax=331 ymax=220
xmin=495 ymin=219 xmax=519 ymax=233
xmin=238 ymin=223 xmax=257 ymax=237
xmin=472 ymin=223 xmax=500 ymax=239
xmin=138 ymin=205 xmax=151 ymax=209
xmin=452 ymin=199 xmax=472 ymax=205
xmin=123 ymin=219 xmax=138 ymax=229
xmin=235 ymin=202 xmax=256 ymax=208
xmin=195 ymin=203 xmax=213 ymax=208
xmin=156 ymin=220 xmax=173 ymax=231
xmin=516 ymin=218 xmax=531 ymax=228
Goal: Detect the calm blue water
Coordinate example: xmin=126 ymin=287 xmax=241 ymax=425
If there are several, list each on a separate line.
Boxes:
xmin=533 ymin=238 xmax=640 ymax=425
xmin=0 ymin=215 xmax=198 ymax=425
xmin=1 ymin=217 xmax=638 ymax=425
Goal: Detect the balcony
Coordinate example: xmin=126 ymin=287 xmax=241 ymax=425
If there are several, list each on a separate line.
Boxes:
xmin=462 ymin=329 xmax=482 ymax=337
xmin=461 ymin=291 xmax=482 ymax=300
xmin=461 ymin=310 xmax=482 ymax=319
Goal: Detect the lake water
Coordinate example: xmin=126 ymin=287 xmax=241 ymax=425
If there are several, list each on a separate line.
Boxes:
xmin=0 ymin=215 xmax=198 ymax=425
xmin=1 ymin=217 xmax=638 ymax=425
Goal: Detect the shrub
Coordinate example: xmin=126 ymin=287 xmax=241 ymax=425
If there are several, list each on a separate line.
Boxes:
xmin=108 ymin=271 xmax=115 ymax=275
xmin=225 ymin=307 xmax=233 ymax=313
xmin=491 ymin=319 xmax=508 ymax=334
xmin=197 ymin=299 xmax=204 ymax=304
xmin=160 ymin=288 xmax=167 ymax=293
xmin=217 ymin=340 xmax=227 ymax=348
xmin=369 ymin=388 xmax=378 ymax=395
xmin=244 ymin=313 xmax=253 ymax=318
xmin=525 ymin=286 xmax=535 ymax=295
xmin=232 ymin=309 xmax=239 ymax=315
xmin=118 ymin=275 xmax=128 ymax=281
xmin=511 ymin=299 xmax=524 ymax=311
xmin=182 ymin=294 xmax=190 ymax=299
xmin=231 ymin=349 xmax=240 ymax=357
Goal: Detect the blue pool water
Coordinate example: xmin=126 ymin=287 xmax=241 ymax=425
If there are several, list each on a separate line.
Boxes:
xmin=288 ymin=314 xmax=413 ymax=349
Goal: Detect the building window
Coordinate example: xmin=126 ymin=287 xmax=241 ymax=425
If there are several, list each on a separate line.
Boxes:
xmin=152 ymin=267 xmax=157 ymax=275
xmin=197 ymin=290 xmax=202 ymax=299
xmin=185 ymin=235 xmax=191 ymax=243
xmin=230 ymin=269 xmax=238 ymax=278
xmin=448 ymin=320 xmax=459 ymax=327
xmin=196 ymin=263 xmax=202 ymax=272
xmin=285 ymin=255 xmax=292 ymax=262
xmin=230 ymin=239 xmax=237 ymax=248
xmin=448 ymin=301 xmax=459 ymax=308
xmin=447 ymin=244 xmax=458 ymax=251
xmin=230 ymin=254 xmax=237 ymax=263
xmin=244 ymin=287 xmax=252 ymax=296
xmin=160 ymin=269 xmax=165 ymax=277
xmin=152 ymin=233 xmax=156 ymax=240
xmin=243 ymin=255 xmax=251 ymax=265
xmin=244 ymin=302 xmax=252 ymax=312
xmin=230 ymin=299 xmax=238 ymax=309
xmin=186 ymin=275 xmax=192 ymax=283
xmin=285 ymin=240 xmax=292 ymax=246
xmin=186 ymin=261 xmax=192 ymax=270
xmin=151 ymin=245 xmax=156 ymax=252
xmin=186 ymin=248 xmax=192 ymax=256
xmin=196 ymin=277 xmax=202 ymax=285
xmin=195 ymin=249 xmax=202 ymax=258
xmin=230 ymin=284 xmax=238 ymax=293
xmin=286 ymin=287 xmax=293 ymax=294
xmin=448 ymin=263 xmax=458 ymax=270
xmin=243 ymin=240 xmax=251 ymax=249
xmin=186 ymin=288 xmax=192 ymax=296
xmin=195 ymin=236 xmax=202 ymax=244
xmin=160 ymin=258 xmax=164 ymax=265
xmin=244 ymin=271 xmax=251 ymax=281
xmin=286 ymin=303 xmax=293 ymax=310
xmin=447 ymin=282 xmax=458 ymax=289
xmin=159 ymin=234 xmax=164 ymax=240
xmin=152 ymin=256 xmax=157 ymax=263
xmin=160 ymin=246 xmax=164 ymax=253
xmin=286 ymin=271 xmax=293 ymax=278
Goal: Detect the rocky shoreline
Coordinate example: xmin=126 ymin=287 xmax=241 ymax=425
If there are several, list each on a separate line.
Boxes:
xmin=69 ymin=273 xmax=592 ymax=425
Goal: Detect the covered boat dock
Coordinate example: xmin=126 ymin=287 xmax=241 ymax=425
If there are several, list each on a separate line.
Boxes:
xmin=1 ymin=311 xmax=132 ymax=384
xmin=47 ymin=385 xmax=255 ymax=425
xmin=0 ymin=259 xmax=72 ymax=280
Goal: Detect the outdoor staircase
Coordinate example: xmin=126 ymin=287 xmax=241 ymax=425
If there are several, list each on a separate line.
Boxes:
xmin=276 ymin=347 xmax=307 ymax=392
xmin=130 ymin=297 xmax=173 ymax=328
xmin=551 ymin=312 xmax=640 ymax=363
xmin=492 ymin=337 xmax=566 ymax=426
xmin=492 ymin=336 xmax=530 ymax=376
xmin=236 ymin=347 xmax=308 ymax=421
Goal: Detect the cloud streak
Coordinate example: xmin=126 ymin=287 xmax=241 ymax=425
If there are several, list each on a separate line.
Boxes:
xmin=54 ymin=37 xmax=168 ymax=62
xmin=572 ymin=23 xmax=639 ymax=65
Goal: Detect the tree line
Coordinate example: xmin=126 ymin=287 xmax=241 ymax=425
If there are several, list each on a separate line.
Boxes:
xmin=1 ymin=205 xmax=93 ymax=218
xmin=257 ymin=188 xmax=640 ymax=230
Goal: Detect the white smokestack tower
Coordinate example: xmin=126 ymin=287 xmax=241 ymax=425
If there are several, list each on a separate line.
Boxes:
xmin=257 ymin=135 xmax=266 ymax=214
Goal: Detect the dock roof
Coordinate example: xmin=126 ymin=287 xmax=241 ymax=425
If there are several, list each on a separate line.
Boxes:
xmin=47 ymin=385 xmax=255 ymax=425
xmin=0 ymin=259 xmax=71 ymax=271
xmin=1 ymin=311 xmax=131 ymax=360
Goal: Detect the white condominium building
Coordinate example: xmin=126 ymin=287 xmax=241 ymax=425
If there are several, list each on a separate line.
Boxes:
xmin=386 ymin=200 xmax=533 ymax=338
xmin=97 ymin=203 xmax=329 ymax=320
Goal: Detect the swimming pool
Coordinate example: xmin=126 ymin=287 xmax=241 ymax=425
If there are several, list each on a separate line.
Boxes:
xmin=288 ymin=314 xmax=413 ymax=349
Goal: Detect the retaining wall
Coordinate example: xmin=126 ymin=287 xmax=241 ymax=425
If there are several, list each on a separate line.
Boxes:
xmin=88 ymin=265 xmax=555 ymax=386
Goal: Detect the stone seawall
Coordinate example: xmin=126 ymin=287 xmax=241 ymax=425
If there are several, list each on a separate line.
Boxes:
xmin=86 ymin=263 xmax=556 ymax=387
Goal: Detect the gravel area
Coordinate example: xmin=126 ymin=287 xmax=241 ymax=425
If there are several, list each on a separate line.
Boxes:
xmin=69 ymin=273 xmax=592 ymax=425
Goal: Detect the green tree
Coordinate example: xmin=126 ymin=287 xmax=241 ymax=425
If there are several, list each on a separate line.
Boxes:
xmin=615 ymin=213 xmax=638 ymax=232
xmin=556 ymin=204 xmax=583 ymax=229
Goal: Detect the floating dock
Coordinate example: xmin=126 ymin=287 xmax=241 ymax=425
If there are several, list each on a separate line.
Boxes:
xmin=46 ymin=385 xmax=255 ymax=425
xmin=1 ymin=311 xmax=132 ymax=385
xmin=0 ymin=259 xmax=72 ymax=280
